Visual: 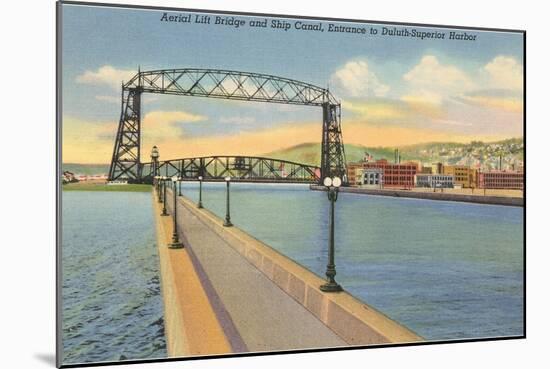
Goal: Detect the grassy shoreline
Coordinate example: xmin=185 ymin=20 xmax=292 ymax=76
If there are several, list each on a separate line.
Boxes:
xmin=62 ymin=183 xmax=152 ymax=192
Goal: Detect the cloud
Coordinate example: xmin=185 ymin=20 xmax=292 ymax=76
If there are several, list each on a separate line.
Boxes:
xmin=342 ymin=97 xmax=446 ymax=131
xmin=76 ymin=65 xmax=136 ymax=90
xmin=460 ymin=94 xmax=523 ymax=113
xmin=457 ymin=65 xmax=523 ymax=113
xmin=62 ymin=116 xmax=118 ymax=163
xmin=342 ymin=99 xmax=408 ymax=122
xmin=399 ymin=97 xmax=446 ymax=120
xmin=402 ymin=55 xmax=473 ymax=104
xmin=143 ymin=110 xmax=206 ymax=126
xmin=219 ymin=116 xmax=256 ymax=124
xmin=95 ymin=94 xmax=159 ymax=104
xmin=433 ymin=119 xmax=473 ymax=127
xmin=141 ymin=110 xmax=208 ymax=142
xmin=331 ymin=60 xmax=389 ymax=98
xmin=482 ymin=56 xmax=523 ymax=90
xmin=95 ymin=95 xmax=120 ymax=104
xmin=404 ymin=55 xmax=473 ymax=90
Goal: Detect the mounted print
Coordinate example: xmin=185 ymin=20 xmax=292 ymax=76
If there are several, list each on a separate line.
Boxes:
xmin=57 ymin=1 xmax=525 ymax=367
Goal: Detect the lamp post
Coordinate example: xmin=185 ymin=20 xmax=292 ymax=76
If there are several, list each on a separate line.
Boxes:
xmin=154 ymin=176 xmax=159 ymax=199
xmin=197 ymin=176 xmax=204 ymax=208
xmin=151 ymin=146 xmax=160 ymax=181
xmin=161 ymin=176 xmax=168 ymax=216
xmin=223 ymin=176 xmax=233 ymax=227
xmin=168 ymin=176 xmax=184 ymax=249
xmin=156 ymin=176 xmax=162 ymax=203
xmin=320 ymin=176 xmax=343 ymax=293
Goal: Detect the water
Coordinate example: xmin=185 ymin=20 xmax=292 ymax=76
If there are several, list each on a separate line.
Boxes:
xmin=180 ymin=182 xmax=524 ymax=340
xmin=61 ymin=191 xmax=167 ymax=364
xmin=60 ymin=184 xmax=523 ymax=364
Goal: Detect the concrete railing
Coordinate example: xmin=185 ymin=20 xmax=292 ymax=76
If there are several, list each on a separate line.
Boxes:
xmin=310 ymin=185 xmax=524 ymax=207
xmin=174 ymin=193 xmax=423 ymax=346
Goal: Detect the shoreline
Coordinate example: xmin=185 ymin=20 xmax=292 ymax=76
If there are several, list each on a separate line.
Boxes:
xmin=62 ymin=183 xmax=151 ymax=192
xmin=310 ymin=185 xmax=524 ymax=207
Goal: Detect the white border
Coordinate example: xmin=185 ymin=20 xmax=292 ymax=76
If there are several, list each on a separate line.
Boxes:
xmin=2 ymin=1 xmax=546 ymax=368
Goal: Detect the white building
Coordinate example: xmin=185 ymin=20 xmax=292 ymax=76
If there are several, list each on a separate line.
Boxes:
xmin=415 ymin=174 xmax=454 ymax=188
xmin=360 ymin=168 xmax=383 ymax=189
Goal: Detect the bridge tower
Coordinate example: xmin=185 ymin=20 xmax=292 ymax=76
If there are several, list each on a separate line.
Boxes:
xmin=320 ymin=103 xmax=347 ymax=184
xmin=108 ymin=85 xmax=143 ymax=182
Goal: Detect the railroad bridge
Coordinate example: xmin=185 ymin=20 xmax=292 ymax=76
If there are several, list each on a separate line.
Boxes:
xmin=108 ymin=68 xmax=347 ymax=184
xmin=142 ymin=155 xmax=320 ymax=184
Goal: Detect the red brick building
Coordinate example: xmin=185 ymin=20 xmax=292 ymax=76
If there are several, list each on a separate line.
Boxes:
xmin=347 ymin=159 xmax=419 ymax=189
xmin=478 ymin=171 xmax=524 ymax=190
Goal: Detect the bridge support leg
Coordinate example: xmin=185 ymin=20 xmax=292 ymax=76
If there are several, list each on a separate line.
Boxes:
xmin=108 ymin=87 xmax=143 ymax=182
xmin=320 ymin=103 xmax=347 ymax=185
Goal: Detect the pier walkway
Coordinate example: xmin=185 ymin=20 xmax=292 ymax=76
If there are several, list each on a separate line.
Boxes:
xmin=154 ymin=187 xmax=422 ymax=358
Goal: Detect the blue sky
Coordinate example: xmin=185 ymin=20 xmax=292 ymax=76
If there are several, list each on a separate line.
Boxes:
xmin=61 ymin=3 xmax=524 ymax=163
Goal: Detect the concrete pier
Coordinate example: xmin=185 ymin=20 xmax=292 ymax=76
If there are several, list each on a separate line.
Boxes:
xmin=153 ymin=194 xmax=231 ymax=356
xmin=154 ymin=187 xmax=422 ymax=357
xmin=310 ymin=185 xmax=524 ymax=207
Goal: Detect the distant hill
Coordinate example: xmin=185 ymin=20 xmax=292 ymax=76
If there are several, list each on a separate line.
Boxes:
xmin=62 ymin=163 xmax=110 ymax=175
xmin=263 ymin=143 xmax=393 ymax=166
xmin=264 ymin=138 xmax=524 ymax=170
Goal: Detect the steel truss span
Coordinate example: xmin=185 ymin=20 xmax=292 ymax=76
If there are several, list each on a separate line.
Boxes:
xmin=108 ymin=68 xmax=347 ymax=184
xmin=144 ymin=156 xmax=320 ymax=184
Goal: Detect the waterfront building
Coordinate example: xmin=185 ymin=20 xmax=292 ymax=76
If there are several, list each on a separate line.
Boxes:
xmin=442 ymin=165 xmax=478 ymax=188
xmin=350 ymin=167 xmax=364 ymax=186
xmin=347 ymin=159 xmax=418 ymax=189
xmin=478 ymin=171 xmax=524 ymax=190
xmin=62 ymin=171 xmax=76 ymax=184
xmin=431 ymin=162 xmax=444 ymax=174
xmin=420 ymin=166 xmax=433 ymax=174
xmin=415 ymin=174 xmax=454 ymax=188
xmin=360 ymin=168 xmax=383 ymax=189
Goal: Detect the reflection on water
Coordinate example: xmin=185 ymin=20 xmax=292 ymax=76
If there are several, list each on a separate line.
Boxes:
xmin=62 ymin=191 xmax=166 ymax=364
xmin=180 ymin=182 xmax=524 ymax=340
